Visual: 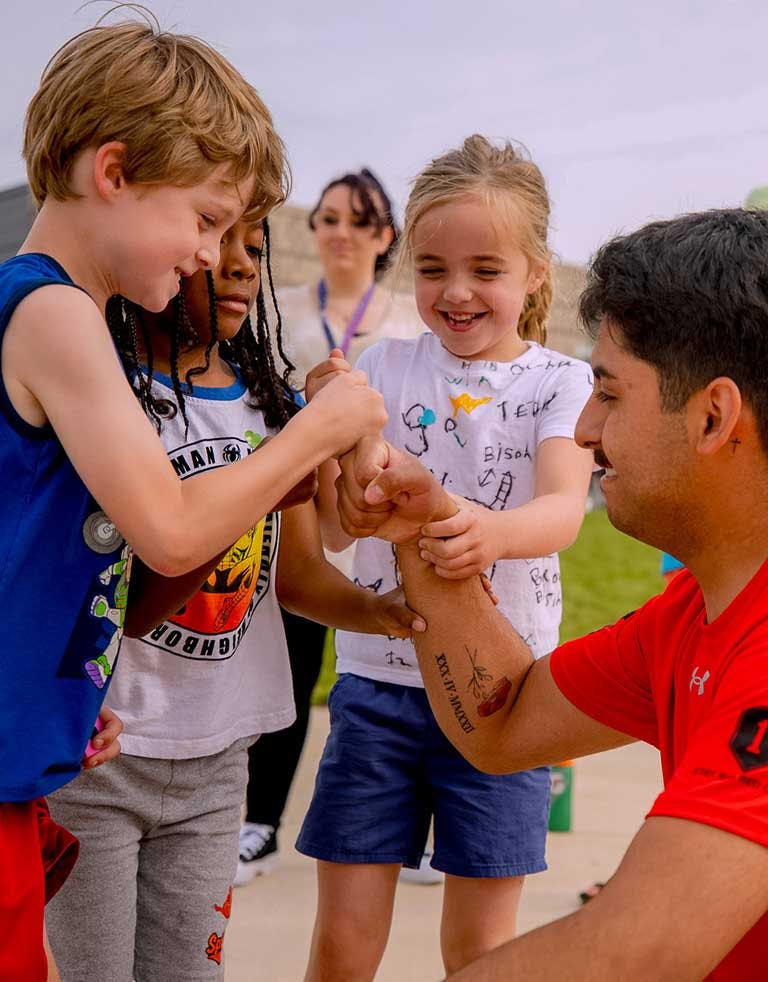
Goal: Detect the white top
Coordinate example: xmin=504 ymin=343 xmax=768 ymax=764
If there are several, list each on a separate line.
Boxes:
xmin=335 ymin=335 xmax=594 ymax=687
xmin=107 ymin=369 xmax=294 ymax=758
xmin=276 ymin=282 xmax=424 ymax=388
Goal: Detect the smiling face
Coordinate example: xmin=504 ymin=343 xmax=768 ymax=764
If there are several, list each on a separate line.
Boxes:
xmin=312 ymin=183 xmax=393 ymax=280
xmin=412 ymin=196 xmax=546 ymax=362
xmin=111 ymin=164 xmax=254 ymax=313
xmin=575 ymin=320 xmax=693 ymax=547
xmin=183 ymin=217 xmax=264 ymax=343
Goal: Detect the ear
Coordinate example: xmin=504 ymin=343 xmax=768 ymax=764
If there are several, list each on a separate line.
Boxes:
xmin=689 ymin=377 xmax=743 ymax=457
xmin=92 ymin=142 xmax=129 ymax=202
xmin=376 ymin=223 xmax=395 ymax=256
xmin=526 ymin=258 xmax=549 ymax=295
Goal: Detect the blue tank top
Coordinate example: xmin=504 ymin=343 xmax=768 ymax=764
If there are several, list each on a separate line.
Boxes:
xmin=0 ymin=254 xmax=129 ymax=801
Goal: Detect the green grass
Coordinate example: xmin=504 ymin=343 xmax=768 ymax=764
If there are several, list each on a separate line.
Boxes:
xmin=559 ymin=509 xmax=661 ymax=641
xmin=311 ymin=510 xmax=662 ymax=705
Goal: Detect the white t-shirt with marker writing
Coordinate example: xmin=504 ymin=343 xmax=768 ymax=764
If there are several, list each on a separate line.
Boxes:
xmin=335 ymin=334 xmax=594 ymax=688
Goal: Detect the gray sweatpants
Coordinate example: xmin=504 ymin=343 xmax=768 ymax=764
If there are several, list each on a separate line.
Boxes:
xmin=46 ymin=738 xmax=252 ymax=982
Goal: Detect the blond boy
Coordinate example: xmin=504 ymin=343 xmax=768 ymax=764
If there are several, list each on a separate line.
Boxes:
xmin=0 ymin=18 xmax=385 ymax=980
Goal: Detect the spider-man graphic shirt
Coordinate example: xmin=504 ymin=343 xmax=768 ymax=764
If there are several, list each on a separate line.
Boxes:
xmin=106 ymin=369 xmax=295 ymax=758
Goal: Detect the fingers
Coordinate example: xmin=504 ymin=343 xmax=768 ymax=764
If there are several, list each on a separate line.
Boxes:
xmin=335 ymin=462 xmax=391 ymax=516
xmin=85 ymin=737 xmax=122 ymax=769
xmin=383 ymin=603 xmax=427 ymax=638
xmin=434 ymin=563 xmax=484 ymax=580
xmin=336 ymin=476 xmax=391 ymax=538
xmin=96 ymin=706 xmax=123 ymax=745
xmin=83 ymin=707 xmax=123 ymax=769
xmin=351 ymin=436 xmax=391 ymax=488
xmin=305 ymin=368 xmax=347 ymax=401
xmin=304 ymin=356 xmax=354 ymax=401
xmin=346 ymin=368 xmax=369 ymax=386
xmin=306 ymin=354 xmax=352 ymax=380
xmin=417 ymin=533 xmax=475 ymax=562
xmin=479 ymin=573 xmax=500 ymax=606
xmin=407 ymin=612 xmax=427 ymax=633
xmin=422 ymin=509 xmax=472 ymax=539
xmin=421 ymin=548 xmax=479 ymax=573
xmin=364 ymin=459 xmax=427 ymax=506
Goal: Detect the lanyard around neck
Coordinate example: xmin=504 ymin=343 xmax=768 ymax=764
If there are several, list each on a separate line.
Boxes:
xmin=317 ymin=279 xmax=376 ymax=356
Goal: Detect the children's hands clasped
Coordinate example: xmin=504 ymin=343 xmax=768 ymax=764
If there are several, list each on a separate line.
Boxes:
xmin=418 ymin=496 xmax=498 ymax=579
xmin=307 ymin=364 xmax=387 ymax=458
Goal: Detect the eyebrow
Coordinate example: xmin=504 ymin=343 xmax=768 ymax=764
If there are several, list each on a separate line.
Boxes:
xmin=592 ymin=365 xmax=618 ymax=381
xmin=413 ymin=252 xmax=507 ymax=263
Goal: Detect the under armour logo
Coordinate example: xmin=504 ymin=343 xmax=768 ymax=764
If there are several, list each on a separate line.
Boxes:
xmin=689 ymin=667 xmax=710 ymax=696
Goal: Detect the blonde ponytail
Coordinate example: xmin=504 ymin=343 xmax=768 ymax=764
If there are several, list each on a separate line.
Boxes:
xmin=518 ymin=267 xmax=552 ymax=344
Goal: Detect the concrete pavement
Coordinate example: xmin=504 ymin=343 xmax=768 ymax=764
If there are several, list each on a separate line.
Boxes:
xmin=225 ymin=707 xmax=662 ymax=981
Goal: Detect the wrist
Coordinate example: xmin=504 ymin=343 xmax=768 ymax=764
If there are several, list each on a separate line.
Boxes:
xmin=351 ymin=587 xmax=385 ymax=634
xmin=286 ymin=408 xmax=334 ymax=466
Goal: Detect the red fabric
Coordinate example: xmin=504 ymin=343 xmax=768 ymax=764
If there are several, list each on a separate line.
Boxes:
xmin=0 ymin=799 xmax=79 ymax=982
xmin=550 ymin=561 xmax=768 ymax=980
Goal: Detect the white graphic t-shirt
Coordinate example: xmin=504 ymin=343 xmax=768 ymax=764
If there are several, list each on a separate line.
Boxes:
xmin=335 ymin=335 xmax=594 ymax=687
xmin=107 ymin=368 xmax=294 ymax=758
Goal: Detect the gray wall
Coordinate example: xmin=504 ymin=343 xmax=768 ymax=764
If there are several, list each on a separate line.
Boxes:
xmin=0 ymin=184 xmax=34 ymax=261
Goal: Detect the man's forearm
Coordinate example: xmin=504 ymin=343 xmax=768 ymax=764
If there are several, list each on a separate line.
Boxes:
xmin=396 ymin=539 xmax=535 ymax=773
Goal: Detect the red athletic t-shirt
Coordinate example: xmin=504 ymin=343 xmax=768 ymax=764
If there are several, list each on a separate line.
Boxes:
xmin=550 ymin=560 xmax=768 ymax=981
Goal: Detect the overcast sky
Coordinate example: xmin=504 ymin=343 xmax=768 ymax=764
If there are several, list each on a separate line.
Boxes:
xmin=1 ymin=0 xmax=766 ymax=265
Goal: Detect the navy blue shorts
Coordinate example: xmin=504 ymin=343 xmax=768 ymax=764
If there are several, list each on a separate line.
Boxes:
xmin=296 ymin=674 xmax=550 ymax=878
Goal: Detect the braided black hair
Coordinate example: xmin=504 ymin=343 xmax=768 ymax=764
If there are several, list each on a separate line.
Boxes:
xmin=108 ymin=218 xmax=298 ymax=434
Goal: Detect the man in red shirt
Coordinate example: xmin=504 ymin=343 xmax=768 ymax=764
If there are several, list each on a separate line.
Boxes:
xmin=336 ymin=208 xmax=768 ymax=980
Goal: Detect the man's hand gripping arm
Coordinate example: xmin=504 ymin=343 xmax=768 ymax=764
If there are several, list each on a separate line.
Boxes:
xmin=336 ymin=438 xmax=629 ymax=774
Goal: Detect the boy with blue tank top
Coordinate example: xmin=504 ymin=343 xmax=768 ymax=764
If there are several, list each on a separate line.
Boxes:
xmin=0 ymin=18 xmax=387 ymax=981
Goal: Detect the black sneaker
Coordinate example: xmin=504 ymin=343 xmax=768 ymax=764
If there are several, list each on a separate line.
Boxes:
xmin=234 ymin=823 xmax=278 ymax=886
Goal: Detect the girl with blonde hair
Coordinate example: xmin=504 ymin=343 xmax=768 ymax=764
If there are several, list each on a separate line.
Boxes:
xmin=297 ymin=135 xmax=595 ymax=980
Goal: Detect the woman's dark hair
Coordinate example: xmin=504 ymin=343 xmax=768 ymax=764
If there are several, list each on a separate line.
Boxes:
xmin=579 ymin=207 xmax=768 ymax=453
xmin=106 ymin=218 xmax=298 ymax=434
xmin=308 ymin=167 xmax=398 ymax=278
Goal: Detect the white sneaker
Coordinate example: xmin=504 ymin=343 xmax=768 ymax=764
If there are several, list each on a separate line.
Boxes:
xmin=234 ymin=823 xmax=279 ymax=886
xmin=399 ymin=851 xmax=444 ymax=885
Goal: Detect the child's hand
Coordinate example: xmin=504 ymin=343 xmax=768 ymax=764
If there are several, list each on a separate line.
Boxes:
xmin=308 ymin=371 xmax=388 ymax=457
xmin=418 ymin=497 xmax=497 ymax=579
xmin=82 ymin=706 xmax=123 ymax=769
xmin=305 ymin=348 xmax=352 ymax=402
xmin=373 ymin=586 xmax=427 ymax=638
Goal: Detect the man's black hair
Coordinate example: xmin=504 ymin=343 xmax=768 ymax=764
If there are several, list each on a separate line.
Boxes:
xmin=580 ymin=208 xmax=768 ymax=452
